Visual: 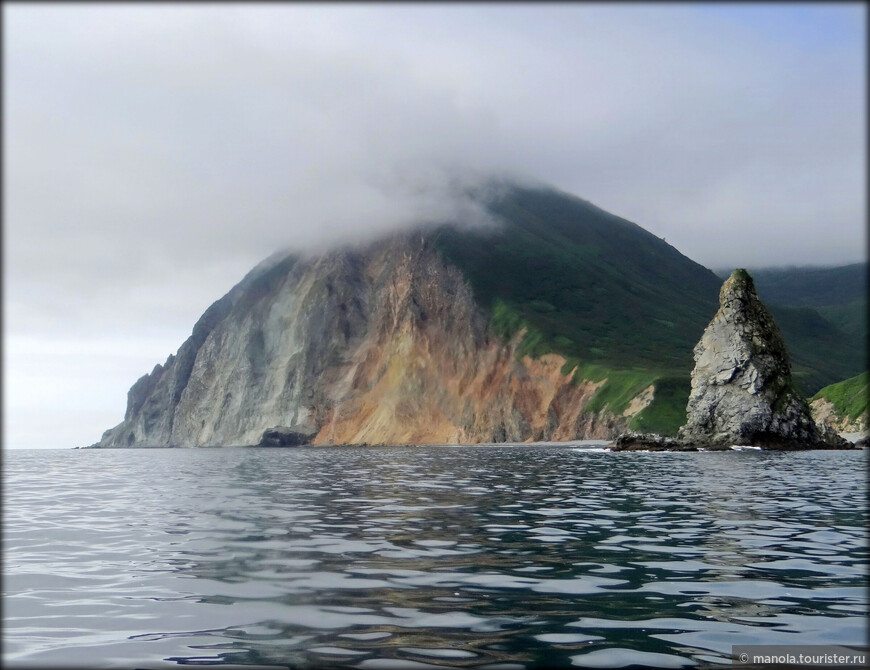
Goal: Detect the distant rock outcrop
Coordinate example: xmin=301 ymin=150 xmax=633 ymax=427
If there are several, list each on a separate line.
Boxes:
xmin=614 ymin=269 xmax=851 ymax=451
xmin=809 ymin=371 xmax=869 ymax=438
xmin=258 ymin=426 xmax=317 ymax=448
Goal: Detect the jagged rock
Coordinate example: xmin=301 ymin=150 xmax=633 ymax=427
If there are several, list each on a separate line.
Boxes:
xmin=816 ymin=421 xmax=849 ymax=447
xmin=810 ymin=395 xmax=868 ymax=435
xmin=257 ymin=426 xmax=317 ymax=447
xmin=93 ymin=232 xmax=652 ymax=448
xmin=610 ymin=432 xmax=697 ymax=452
xmin=677 ymin=269 xmax=849 ymax=450
xmin=610 ymin=269 xmax=852 ymax=451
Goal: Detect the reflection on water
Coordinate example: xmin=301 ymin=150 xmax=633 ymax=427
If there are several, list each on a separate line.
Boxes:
xmin=4 ymin=446 xmax=867 ymax=668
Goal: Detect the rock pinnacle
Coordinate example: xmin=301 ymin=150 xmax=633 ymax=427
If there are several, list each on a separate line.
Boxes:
xmin=677 ymin=269 xmax=845 ymax=449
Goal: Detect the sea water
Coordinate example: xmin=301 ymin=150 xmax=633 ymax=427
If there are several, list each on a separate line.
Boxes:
xmin=3 ymin=445 xmax=867 ymax=668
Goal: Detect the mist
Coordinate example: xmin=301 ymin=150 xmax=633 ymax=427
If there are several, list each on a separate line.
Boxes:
xmin=4 ymin=3 xmax=865 ymax=448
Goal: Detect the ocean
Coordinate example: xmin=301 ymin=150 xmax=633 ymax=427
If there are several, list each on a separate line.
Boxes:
xmin=3 ymin=445 xmax=867 ymax=668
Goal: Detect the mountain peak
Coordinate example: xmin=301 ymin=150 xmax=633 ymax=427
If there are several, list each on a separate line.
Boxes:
xmin=85 ymin=186 xmax=863 ymax=448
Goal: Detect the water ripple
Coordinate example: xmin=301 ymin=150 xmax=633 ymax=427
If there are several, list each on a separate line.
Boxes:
xmin=3 ymin=446 xmax=867 ymax=668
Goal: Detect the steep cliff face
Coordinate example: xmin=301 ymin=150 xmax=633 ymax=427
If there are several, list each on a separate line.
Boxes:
xmin=677 ymin=269 xmax=846 ymax=449
xmin=809 ymin=371 xmax=869 ymax=436
xmin=810 ymin=397 xmax=867 ymax=435
xmin=92 ymin=183 xmax=862 ymax=448
xmin=94 ymin=232 xmax=636 ymax=447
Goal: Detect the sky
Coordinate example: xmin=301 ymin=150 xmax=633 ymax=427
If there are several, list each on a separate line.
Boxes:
xmin=4 ymin=3 xmax=866 ymax=449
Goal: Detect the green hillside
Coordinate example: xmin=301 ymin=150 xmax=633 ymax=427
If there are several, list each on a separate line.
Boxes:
xmin=816 ymin=297 xmax=866 ymax=342
xmin=723 ymin=263 xmax=867 ymax=341
xmin=812 ymin=371 xmax=869 ymax=425
xmin=744 ymin=263 xmax=866 ymax=308
xmin=767 ymin=304 xmax=866 ymax=394
xmin=433 ymin=185 xmax=722 ymax=370
xmin=428 ymin=184 xmax=864 ymax=434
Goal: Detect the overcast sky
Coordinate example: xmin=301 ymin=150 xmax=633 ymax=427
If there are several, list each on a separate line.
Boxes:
xmin=4 ymin=3 xmax=866 ymax=449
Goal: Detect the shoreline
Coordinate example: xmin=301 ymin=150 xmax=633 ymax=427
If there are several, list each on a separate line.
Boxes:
xmin=75 ymin=436 xmax=866 ymax=451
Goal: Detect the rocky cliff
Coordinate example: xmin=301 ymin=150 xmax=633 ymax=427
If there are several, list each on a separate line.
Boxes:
xmin=90 ymin=182 xmax=862 ymax=449
xmin=93 ymin=232 xmax=641 ymax=447
xmin=674 ymin=269 xmax=846 ymax=449
xmin=811 ymin=397 xmax=867 ymax=435
xmin=810 ymin=371 xmax=869 ymax=436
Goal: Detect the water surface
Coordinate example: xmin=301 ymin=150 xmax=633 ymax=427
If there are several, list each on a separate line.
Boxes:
xmin=4 ymin=445 xmax=867 ymax=668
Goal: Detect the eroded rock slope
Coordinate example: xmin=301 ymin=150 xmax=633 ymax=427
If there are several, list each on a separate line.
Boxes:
xmin=93 ymin=233 xmax=636 ymax=447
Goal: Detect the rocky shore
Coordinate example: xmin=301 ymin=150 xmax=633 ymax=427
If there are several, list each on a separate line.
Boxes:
xmin=610 ymin=430 xmax=856 ymax=452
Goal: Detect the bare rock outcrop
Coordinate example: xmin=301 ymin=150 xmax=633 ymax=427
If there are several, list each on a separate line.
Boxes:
xmin=677 ymin=269 xmax=847 ymax=449
xmin=810 ymin=396 xmax=868 ymax=436
xmin=611 ymin=432 xmax=693 ymax=452
xmin=614 ymin=269 xmax=851 ymax=451
xmin=258 ymin=426 xmax=318 ymax=448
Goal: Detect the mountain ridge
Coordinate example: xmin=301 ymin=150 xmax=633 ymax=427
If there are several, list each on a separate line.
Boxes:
xmin=89 ymin=182 xmax=864 ymax=447
xmin=717 ymin=262 xmax=867 ymax=343
xmin=94 ymin=230 xmax=634 ymax=447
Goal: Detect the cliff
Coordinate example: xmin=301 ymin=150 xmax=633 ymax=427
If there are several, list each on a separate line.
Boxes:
xmin=90 ymin=183 xmax=863 ymax=448
xmin=93 ymin=232 xmax=636 ymax=447
xmin=810 ymin=372 xmax=868 ymax=436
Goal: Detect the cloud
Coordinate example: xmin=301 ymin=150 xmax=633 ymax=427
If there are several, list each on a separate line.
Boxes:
xmin=7 ymin=6 xmax=864 ymax=280
xmin=4 ymin=4 xmax=865 ymax=447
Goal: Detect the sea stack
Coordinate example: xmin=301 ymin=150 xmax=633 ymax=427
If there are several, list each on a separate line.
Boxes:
xmin=613 ymin=269 xmax=850 ymax=451
xmin=676 ymin=269 xmax=847 ymax=449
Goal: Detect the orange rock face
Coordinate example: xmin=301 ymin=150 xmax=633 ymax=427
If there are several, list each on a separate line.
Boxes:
xmin=310 ymin=237 xmax=626 ymax=445
xmin=96 ymin=232 xmax=646 ymax=448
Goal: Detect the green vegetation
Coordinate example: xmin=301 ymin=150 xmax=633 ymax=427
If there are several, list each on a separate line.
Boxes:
xmin=727 ymin=262 xmax=867 ymax=341
xmin=817 ymin=297 xmax=866 ymax=341
xmin=427 ymin=184 xmax=864 ymax=425
xmin=489 ymin=298 xmax=525 ymax=339
xmin=630 ymin=376 xmax=691 ymax=436
xmin=767 ymin=304 xmax=866 ymax=395
xmin=560 ymin=358 xmax=686 ymax=435
xmin=731 ymin=267 xmax=752 ymax=286
xmin=432 ymin=185 xmax=722 ymax=372
xmin=741 ymin=262 xmax=866 ymax=309
xmin=584 ymin=369 xmax=658 ymax=415
xmin=812 ymin=371 xmax=869 ymax=423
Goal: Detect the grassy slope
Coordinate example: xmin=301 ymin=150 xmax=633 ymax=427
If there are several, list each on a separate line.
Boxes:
xmin=432 ymin=185 xmax=722 ymax=435
xmin=767 ymin=304 xmax=866 ymax=395
xmin=745 ymin=263 xmax=866 ymax=307
xmin=723 ymin=263 xmax=867 ymax=341
xmin=816 ymin=298 xmax=866 ymax=341
xmin=811 ymin=371 xmax=869 ymax=423
xmin=727 ymin=263 xmax=867 ymax=388
xmin=434 ymin=185 xmax=722 ymax=368
xmin=429 ymin=185 xmax=864 ymax=435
